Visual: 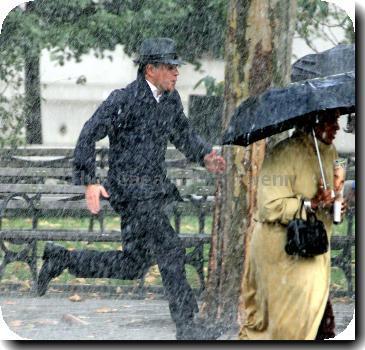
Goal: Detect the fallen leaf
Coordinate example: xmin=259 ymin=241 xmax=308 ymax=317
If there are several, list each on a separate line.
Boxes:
xmin=61 ymin=314 xmax=89 ymax=325
xmin=4 ymin=301 xmax=16 ymax=305
xmin=146 ymin=293 xmax=155 ymax=300
xmin=69 ymin=294 xmax=83 ymax=302
xmin=9 ymin=320 xmax=23 ymax=327
xmin=145 ymin=275 xmax=157 ymax=283
xmin=19 ymin=280 xmax=31 ymax=291
xmin=95 ymin=307 xmax=117 ymax=313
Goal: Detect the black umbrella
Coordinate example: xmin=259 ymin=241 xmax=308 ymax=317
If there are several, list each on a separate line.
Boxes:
xmin=291 ymin=44 xmax=355 ymax=82
xmin=222 ymin=71 xmax=355 ymax=147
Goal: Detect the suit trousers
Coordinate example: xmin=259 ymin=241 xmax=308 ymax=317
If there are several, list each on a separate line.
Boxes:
xmin=68 ymin=198 xmax=199 ymax=324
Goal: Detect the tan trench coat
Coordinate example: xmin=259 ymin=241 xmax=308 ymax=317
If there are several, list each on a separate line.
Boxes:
xmin=239 ymin=131 xmax=337 ymax=340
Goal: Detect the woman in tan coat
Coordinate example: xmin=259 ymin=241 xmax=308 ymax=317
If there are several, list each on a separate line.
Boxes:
xmin=240 ymin=111 xmax=343 ymax=340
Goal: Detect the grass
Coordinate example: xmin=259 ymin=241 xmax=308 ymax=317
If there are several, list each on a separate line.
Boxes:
xmin=0 ymin=215 xmax=354 ymax=292
xmin=330 ymin=216 xmax=356 ymax=292
xmin=0 ymin=215 xmax=212 ymax=289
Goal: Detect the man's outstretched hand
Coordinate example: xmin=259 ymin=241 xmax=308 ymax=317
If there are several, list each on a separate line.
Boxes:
xmin=85 ymin=184 xmax=109 ymax=214
xmin=85 ymin=150 xmax=225 ymax=213
xmin=204 ymin=150 xmax=226 ymax=174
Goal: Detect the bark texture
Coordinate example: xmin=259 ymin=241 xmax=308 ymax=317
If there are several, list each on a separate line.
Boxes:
xmin=25 ymin=50 xmax=42 ymax=144
xmin=24 ymin=2 xmax=42 ymax=144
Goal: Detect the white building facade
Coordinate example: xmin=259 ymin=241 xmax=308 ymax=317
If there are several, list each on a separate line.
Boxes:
xmin=39 ymin=35 xmax=354 ymax=153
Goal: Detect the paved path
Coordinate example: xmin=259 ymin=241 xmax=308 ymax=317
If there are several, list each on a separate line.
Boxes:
xmin=0 ymin=294 xmax=355 ymax=340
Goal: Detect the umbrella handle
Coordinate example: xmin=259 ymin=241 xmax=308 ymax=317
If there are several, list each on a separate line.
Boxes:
xmin=312 ymin=128 xmax=327 ymax=191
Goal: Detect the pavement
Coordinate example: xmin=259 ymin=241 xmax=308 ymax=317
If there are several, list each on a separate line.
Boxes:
xmin=0 ymin=293 xmax=355 ymax=341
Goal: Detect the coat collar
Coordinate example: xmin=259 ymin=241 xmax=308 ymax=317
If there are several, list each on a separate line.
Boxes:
xmin=145 ymin=79 xmax=163 ymax=102
xmin=135 ymin=73 xmax=173 ymax=104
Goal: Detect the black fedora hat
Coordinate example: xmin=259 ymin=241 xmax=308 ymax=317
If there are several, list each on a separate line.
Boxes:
xmin=134 ymin=37 xmax=185 ymax=65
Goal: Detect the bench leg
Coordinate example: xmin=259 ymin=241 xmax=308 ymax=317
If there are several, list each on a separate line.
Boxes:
xmin=174 ymin=211 xmax=181 ymax=234
xmin=195 ymin=243 xmax=205 ymax=295
xmin=344 ymin=261 xmax=353 ymax=297
xmin=0 ymin=240 xmax=15 ymax=280
xmin=136 ymin=275 xmax=146 ymax=297
xmin=185 ymin=243 xmax=205 ymax=295
xmin=345 ymin=211 xmax=354 ymax=297
xmin=342 ymin=244 xmax=353 ymax=297
xmin=0 ymin=241 xmax=10 ymax=280
xmin=0 ymin=239 xmax=38 ymax=289
xmin=27 ymin=240 xmax=38 ymax=292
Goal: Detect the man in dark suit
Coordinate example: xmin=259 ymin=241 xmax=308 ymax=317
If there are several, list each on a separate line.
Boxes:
xmin=37 ymin=38 xmax=226 ymax=340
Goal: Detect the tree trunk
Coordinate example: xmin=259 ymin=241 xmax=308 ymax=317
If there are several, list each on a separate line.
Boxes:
xmin=24 ymin=2 xmax=42 ymax=144
xmin=201 ymin=0 xmax=297 ymax=330
xmin=25 ymin=50 xmax=42 ymax=144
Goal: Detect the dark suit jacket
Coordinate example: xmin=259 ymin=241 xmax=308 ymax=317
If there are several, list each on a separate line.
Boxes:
xmin=73 ymin=73 xmax=212 ymax=207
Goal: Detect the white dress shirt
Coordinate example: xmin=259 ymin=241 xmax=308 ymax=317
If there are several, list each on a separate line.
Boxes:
xmin=146 ymin=79 xmax=162 ymax=103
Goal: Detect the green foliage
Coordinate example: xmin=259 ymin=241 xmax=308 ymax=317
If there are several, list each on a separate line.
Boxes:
xmin=296 ymin=0 xmax=354 ymax=55
xmin=0 ymin=54 xmax=25 ymax=148
xmin=103 ymin=0 xmax=227 ymax=66
xmin=194 ymin=75 xmax=224 ymax=96
xmin=0 ymin=92 xmax=26 ymax=148
xmin=0 ymin=215 xmax=211 ymax=288
xmin=1 ymin=0 xmax=227 ymax=67
xmin=0 ymin=0 xmax=354 ymax=76
xmin=0 ymin=0 xmax=354 ymax=145
xmin=0 ymin=216 xmax=353 ymax=291
xmin=0 ymin=0 xmax=227 ymax=145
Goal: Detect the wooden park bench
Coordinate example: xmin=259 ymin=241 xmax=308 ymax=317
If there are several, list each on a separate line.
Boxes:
xmin=0 ymin=146 xmax=216 ymax=295
xmin=0 ymin=146 xmax=355 ymax=297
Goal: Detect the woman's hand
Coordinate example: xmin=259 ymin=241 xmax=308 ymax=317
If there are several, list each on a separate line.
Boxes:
xmin=310 ymin=179 xmax=334 ymax=210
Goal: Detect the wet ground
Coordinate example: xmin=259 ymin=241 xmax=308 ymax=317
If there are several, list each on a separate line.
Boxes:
xmin=0 ymin=293 xmax=355 ymax=340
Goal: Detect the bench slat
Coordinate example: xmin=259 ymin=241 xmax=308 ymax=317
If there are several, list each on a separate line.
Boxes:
xmin=0 ymin=184 xmax=85 ymax=194
xmin=0 ymin=147 xmax=76 ymax=157
xmin=0 ymin=184 xmax=215 ymax=196
xmin=0 ymin=146 xmax=223 ymax=157
xmin=0 ymin=229 xmax=210 ymax=245
xmin=331 ymin=235 xmax=355 ymax=249
xmin=0 ymin=167 xmax=211 ymax=181
xmin=0 ymin=168 xmax=74 ymax=178
xmin=0 ymin=198 xmax=214 ymax=208
xmin=0 ymin=146 xmax=187 ymax=158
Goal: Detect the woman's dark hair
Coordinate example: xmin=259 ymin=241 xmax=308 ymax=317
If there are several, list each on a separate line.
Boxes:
xmin=295 ymin=109 xmax=341 ymax=133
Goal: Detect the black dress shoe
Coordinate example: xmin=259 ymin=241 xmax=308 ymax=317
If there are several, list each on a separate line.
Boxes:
xmin=176 ymin=320 xmax=224 ymax=340
xmin=37 ymin=242 xmax=70 ymax=296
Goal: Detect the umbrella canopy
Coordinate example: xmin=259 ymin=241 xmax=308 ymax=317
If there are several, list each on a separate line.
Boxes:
xmin=291 ymin=44 xmax=355 ymax=82
xmin=222 ymin=71 xmax=355 ymax=147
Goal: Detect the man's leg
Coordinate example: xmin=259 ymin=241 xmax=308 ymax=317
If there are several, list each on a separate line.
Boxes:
xmin=67 ymin=220 xmax=152 ymax=279
xmin=37 ymin=210 xmax=153 ymax=295
xmin=153 ymin=217 xmax=198 ymax=324
xmin=140 ymin=200 xmax=223 ymax=340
